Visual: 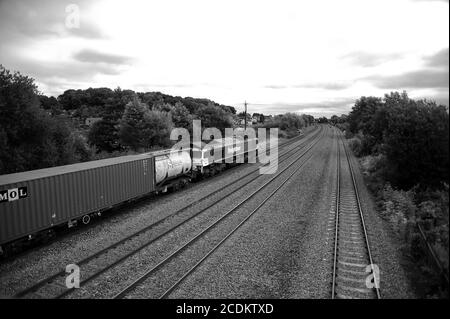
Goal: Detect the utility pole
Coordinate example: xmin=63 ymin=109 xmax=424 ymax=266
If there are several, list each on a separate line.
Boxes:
xmin=244 ymin=100 xmax=247 ymax=130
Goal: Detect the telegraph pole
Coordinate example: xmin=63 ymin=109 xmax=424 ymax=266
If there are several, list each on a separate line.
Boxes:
xmin=244 ymin=100 xmax=247 ymax=130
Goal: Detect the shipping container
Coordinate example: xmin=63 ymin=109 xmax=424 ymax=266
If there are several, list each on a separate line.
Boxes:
xmin=0 ymin=154 xmax=156 ymax=246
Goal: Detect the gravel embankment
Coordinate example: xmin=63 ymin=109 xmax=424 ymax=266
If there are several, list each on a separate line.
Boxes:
xmin=168 ymin=126 xmax=334 ymax=298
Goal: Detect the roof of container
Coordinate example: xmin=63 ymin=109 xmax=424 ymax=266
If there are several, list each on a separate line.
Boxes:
xmin=0 ymin=151 xmax=163 ymax=186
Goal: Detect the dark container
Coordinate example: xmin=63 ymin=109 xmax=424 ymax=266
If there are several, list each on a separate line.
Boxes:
xmin=0 ymin=154 xmax=155 ymax=246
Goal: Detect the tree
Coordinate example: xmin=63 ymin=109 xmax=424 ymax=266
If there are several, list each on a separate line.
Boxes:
xmin=58 ymin=89 xmax=88 ymax=110
xmin=301 ymin=114 xmax=314 ymax=126
xmin=317 ymin=117 xmax=329 ymax=123
xmin=347 ymin=91 xmax=449 ymax=189
xmin=170 ymin=102 xmax=194 ymax=131
xmin=119 ymin=97 xmax=149 ymax=151
xmin=152 ymin=101 xmax=174 ymax=113
xmin=69 ymin=132 xmax=94 ymax=162
xmin=119 ymin=97 xmax=174 ymax=151
xmin=330 ymin=115 xmax=339 ymax=125
xmin=197 ymin=102 xmax=233 ymax=132
xmin=263 ymin=113 xmax=306 ymax=131
xmin=140 ymin=110 xmax=173 ymax=149
xmin=381 ymin=93 xmax=449 ymax=189
xmin=347 ymin=96 xmax=385 ymax=155
xmin=348 ymin=96 xmax=383 ymax=135
xmin=88 ymin=119 xmax=122 ymax=152
xmin=39 ymin=95 xmax=62 ymax=115
xmin=0 ymin=65 xmax=90 ymax=174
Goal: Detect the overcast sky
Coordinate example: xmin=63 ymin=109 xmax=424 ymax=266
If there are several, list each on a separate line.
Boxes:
xmin=0 ymin=0 xmax=448 ymax=116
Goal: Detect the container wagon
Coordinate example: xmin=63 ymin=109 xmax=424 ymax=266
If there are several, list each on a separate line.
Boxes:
xmin=0 ymin=149 xmax=192 ymax=256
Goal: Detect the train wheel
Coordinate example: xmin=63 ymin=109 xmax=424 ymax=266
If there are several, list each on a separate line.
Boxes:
xmin=41 ymin=229 xmax=55 ymax=244
xmin=1 ymin=243 xmax=14 ymax=258
xmin=82 ymin=214 xmax=91 ymax=225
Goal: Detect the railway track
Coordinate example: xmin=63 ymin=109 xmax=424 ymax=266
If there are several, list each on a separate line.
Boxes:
xmin=14 ymin=126 xmax=324 ymax=299
xmin=330 ymin=130 xmax=381 ymax=299
xmin=114 ymin=126 xmax=327 ymax=298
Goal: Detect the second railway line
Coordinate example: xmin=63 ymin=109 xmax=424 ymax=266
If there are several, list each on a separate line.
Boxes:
xmin=330 ymin=129 xmax=380 ymax=299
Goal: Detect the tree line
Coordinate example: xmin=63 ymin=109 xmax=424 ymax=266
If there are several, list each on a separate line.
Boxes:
xmin=1 ymin=65 xmax=316 ymax=175
xmin=0 ymin=65 xmax=237 ymax=175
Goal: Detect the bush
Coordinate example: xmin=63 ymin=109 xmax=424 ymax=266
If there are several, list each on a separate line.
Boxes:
xmin=380 ymin=184 xmax=416 ymax=239
xmin=285 ymin=128 xmax=299 ymax=139
xmin=359 ymin=154 xmax=386 ymax=194
xmin=263 ymin=113 xmax=306 ymax=131
xmin=344 ymin=129 xmax=354 ymax=139
xmin=348 ymin=136 xmax=363 ymax=157
xmin=88 ymin=119 xmax=122 ymax=153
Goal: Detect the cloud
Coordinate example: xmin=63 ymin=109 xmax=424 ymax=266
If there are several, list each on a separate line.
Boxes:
xmin=365 ymin=48 xmax=449 ymax=90
xmin=65 ymin=21 xmax=105 ymax=39
xmin=2 ymin=57 xmax=124 ymax=88
xmin=73 ymin=49 xmax=133 ymax=65
xmin=366 ymin=69 xmax=449 ymax=89
xmin=424 ymin=47 xmax=449 ymax=68
xmin=342 ymin=51 xmax=403 ymax=67
xmin=250 ymin=98 xmax=356 ymax=115
xmin=263 ymin=81 xmax=353 ymax=90
xmin=411 ymin=0 xmax=448 ymax=2
xmin=264 ymin=85 xmax=288 ymax=89
xmin=292 ymin=82 xmax=353 ymax=90
xmin=0 ymin=0 xmax=105 ymax=40
xmin=418 ymin=88 xmax=450 ymax=106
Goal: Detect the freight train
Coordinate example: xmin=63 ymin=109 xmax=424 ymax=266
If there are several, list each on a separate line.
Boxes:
xmin=0 ymin=136 xmax=260 ymax=256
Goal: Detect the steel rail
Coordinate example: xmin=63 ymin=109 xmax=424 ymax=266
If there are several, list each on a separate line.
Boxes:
xmin=339 ymin=135 xmax=381 ymax=299
xmin=331 ymin=128 xmax=340 ymax=299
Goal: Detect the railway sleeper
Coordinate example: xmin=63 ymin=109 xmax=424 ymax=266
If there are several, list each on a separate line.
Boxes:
xmin=338 ymin=240 xmax=365 ymax=247
xmin=338 ymin=252 xmax=367 ymax=260
xmin=38 ymin=282 xmax=67 ymax=297
xmin=338 ymin=215 xmax=361 ymax=221
xmin=338 ymin=232 xmax=364 ymax=238
xmin=339 ymin=233 xmax=364 ymax=240
xmin=337 ymin=260 xmax=367 ymax=271
xmin=336 ymin=268 xmax=369 ymax=279
xmin=339 ymin=227 xmax=363 ymax=233
xmin=338 ymin=253 xmax=367 ymax=262
xmin=335 ymin=284 xmax=375 ymax=298
xmin=336 ymin=275 xmax=368 ymax=287
xmin=338 ymin=219 xmax=362 ymax=225
xmin=339 ymin=205 xmax=359 ymax=211
xmin=337 ymin=247 xmax=366 ymax=254
xmin=339 ymin=229 xmax=364 ymax=238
